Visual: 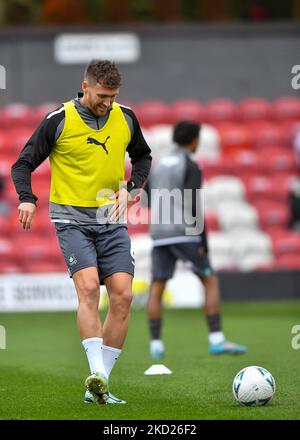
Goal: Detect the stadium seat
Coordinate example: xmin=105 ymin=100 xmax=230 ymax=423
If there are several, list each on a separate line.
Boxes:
xmin=217 ymin=123 xmax=251 ymax=156
xmin=131 ymin=233 xmax=152 ymax=279
xmin=6 ymin=128 xmax=33 ymax=154
xmin=209 ymin=254 xmax=237 ymax=271
xmin=233 ymin=151 xmax=265 ymax=177
xmin=0 ymin=154 xmax=15 ymax=178
xmin=239 ymin=253 xmax=274 ymax=271
xmin=239 ymin=98 xmax=272 ymax=123
xmin=262 ymin=149 xmax=297 ymax=174
xmin=199 ymin=156 xmax=234 ymax=180
xmin=135 ymin=101 xmax=171 ymax=127
xmin=255 ymin=201 xmax=290 ymax=229
xmin=0 ymin=261 xmax=22 ymax=274
xmin=245 ymin=174 xmax=297 ymax=203
xmin=33 ymin=102 xmax=60 ymax=126
xmin=0 ymin=238 xmax=15 ymax=262
xmin=0 ymin=103 xmax=35 ymax=129
xmin=217 ymin=201 xmax=259 ymax=231
xmin=276 ymin=254 xmax=300 ymax=269
xmin=207 ymin=232 xmax=236 ymax=270
xmin=127 ymin=206 xmax=150 ymax=235
xmin=206 ymin=99 xmax=238 ymax=124
xmin=273 ymin=97 xmax=300 ymax=122
xmin=170 ymin=100 xmax=207 ymax=124
xmin=145 ymin=125 xmax=175 ymax=159
xmin=230 ymin=229 xmax=273 ymax=258
xmin=208 ymin=176 xmax=246 ymax=210
xmin=21 ymin=261 xmax=66 ymax=273
xmin=193 ymin=124 xmax=221 ymax=159
xmin=271 ymin=231 xmax=300 ymax=257
xmin=0 ymin=130 xmax=12 ymax=154
xmin=13 ymin=235 xmax=61 ymax=263
xmin=249 ymin=122 xmax=284 ymax=148
xmin=205 ymin=211 xmax=219 ymax=231
xmin=0 ymin=215 xmax=14 ymax=237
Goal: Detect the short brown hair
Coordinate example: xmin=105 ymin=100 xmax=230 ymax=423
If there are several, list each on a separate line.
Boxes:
xmin=84 ymin=59 xmax=122 ymax=88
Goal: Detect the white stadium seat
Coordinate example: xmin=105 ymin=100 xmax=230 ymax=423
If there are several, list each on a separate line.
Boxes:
xmin=207 ymin=232 xmax=236 ymax=269
xmin=239 ymin=254 xmax=274 ymax=271
xmin=217 ymin=201 xmax=259 ymax=231
xmin=204 ymin=176 xmax=246 ymax=210
xmin=193 ymin=123 xmax=221 ymax=159
xmin=229 ymin=229 xmax=273 ymax=260
xmin=144 ymin=125 xmax=176 ymax=159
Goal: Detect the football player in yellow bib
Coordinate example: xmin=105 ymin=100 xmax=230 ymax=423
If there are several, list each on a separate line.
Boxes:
xmin=12 ymin=59 xmax=152 ymax=405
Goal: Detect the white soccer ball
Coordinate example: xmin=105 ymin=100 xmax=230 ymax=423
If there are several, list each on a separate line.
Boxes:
xmin=232 ymin=366 xmax=276 ymax=406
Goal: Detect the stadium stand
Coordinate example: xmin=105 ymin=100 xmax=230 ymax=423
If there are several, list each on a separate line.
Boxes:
xmin=1 ymin=96 xmax=300 ymax=273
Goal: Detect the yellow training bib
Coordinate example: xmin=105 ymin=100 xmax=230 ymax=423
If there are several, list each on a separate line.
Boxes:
xmin=49 ymin=101 xmax=131 ymax=207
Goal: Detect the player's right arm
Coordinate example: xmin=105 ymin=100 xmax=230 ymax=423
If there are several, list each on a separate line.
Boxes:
xmin=11 ymin=106 xmax=65 ymax=230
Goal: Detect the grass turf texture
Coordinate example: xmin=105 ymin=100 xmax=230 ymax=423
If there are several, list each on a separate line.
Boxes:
xmin=0 ymin=301 xmax=299 ymax=420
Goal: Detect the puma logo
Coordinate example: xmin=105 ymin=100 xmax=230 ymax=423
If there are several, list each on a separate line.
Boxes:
xmin=87 ymin=136 xmax=110 ymax=154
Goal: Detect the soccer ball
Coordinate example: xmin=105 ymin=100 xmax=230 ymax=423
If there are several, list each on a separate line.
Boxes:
xmin=232 ymin=366 xmax=276 ymax=406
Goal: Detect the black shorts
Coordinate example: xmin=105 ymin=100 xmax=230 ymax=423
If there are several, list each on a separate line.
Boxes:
xmin=54 ymin=223 xmax=135 ymax=283
xmin=151 ymin=242 xmax=214 ymax=281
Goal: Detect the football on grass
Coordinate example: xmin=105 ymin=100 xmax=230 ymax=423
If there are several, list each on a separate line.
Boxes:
xmin=232 ymin=366 xmax=276 ymax=406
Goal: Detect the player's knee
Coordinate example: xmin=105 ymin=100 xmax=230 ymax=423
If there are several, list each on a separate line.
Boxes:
xmin=110 ymin=287 xmax=133 ymax=313
xmin=203 ymin=274 xmax=219 ymax=289
xmin=77 ymin=279 xmax=100 ymax=306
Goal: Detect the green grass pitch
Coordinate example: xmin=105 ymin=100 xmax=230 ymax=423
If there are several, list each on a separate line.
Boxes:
xmin=0 ymin=301 xmax=299 ymax=420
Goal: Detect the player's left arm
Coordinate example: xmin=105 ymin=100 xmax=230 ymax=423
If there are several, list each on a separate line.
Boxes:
xmin=109 ymin=107 xmax=152 ymax=221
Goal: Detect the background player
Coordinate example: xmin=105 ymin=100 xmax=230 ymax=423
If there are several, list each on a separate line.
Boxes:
xmin=146 ymin=120 xmax=246 ymax=359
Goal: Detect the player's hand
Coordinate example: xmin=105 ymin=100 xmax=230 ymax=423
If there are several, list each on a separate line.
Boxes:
xmin=108 ymin=188 xmax=134 ymax=222
xmin=18 ymin=202 xmax=36 ymax=230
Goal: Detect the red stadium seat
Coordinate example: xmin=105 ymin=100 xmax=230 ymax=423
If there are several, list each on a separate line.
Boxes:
xmin=276 ymin=254 xmax=300 ymax=269
xmin=233 ymin=151 xmax=264 ymax=177
xmin=0 ymin=103 xmax=35 ymax=129
xmin=239 ymin=98 xmax=272 ymax=123
xmin=127 ymin=206 xmax=150 ymax=234
xmin=6 ymin=128 xmax=33 ymax=155
xmin=32 ymin=102 xmax=61 ymax=127
xmin=255 ymin=201 xmax=290 ymax=229
xmin=0 ymin=261 xmax=21 ymax=274
xmin=0 ymin=238 xmax=15 ymax=262
xmin=22 ymin=261 xmax=66 ymax=273
xmin=206 ymin=99 xmax=238 ymax=124
xmin=262 ymin=149 xmax=297 ymax=174
xmin=273 ymin=97 xmax=300 ymax=122
xmin=13 ymin=235 xmax=61 ymax=263
xmin=244 ymin=176 xmax=273 ymax=202
xmin=249 ymin=122 xmax=284 ymax=148
xmin=135 ymin=101 xmax=171 ymax=127
xmin=0 ymin=130 xmax=13 ymax=154
xmin=205 ymin=211 xmax=219 ymax=231
xmin=0 ymin=154 xmax=15 ymax=177
xmin=272 ymin=231 xmax=300 ymax=257
xmin=199 ymin=156 xmax=234 ymax=179
xmin=169 ymin=100 xmax=207 ymax=124
xmin=0 ymin=215 xmax=14 ymax=237
xmin=216 ymin=123 xmax=251 ymax=156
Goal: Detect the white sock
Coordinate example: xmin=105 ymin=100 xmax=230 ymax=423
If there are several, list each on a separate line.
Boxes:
xmin=101 ymin=345 xmax=122 ymax=378
xmin=82 ymin=337 xmax=106 ymax=376
xmin=209 ymin=331 xmax=225 ymax=345
xmin=150 ymin=339 xmax=164 ymax=352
